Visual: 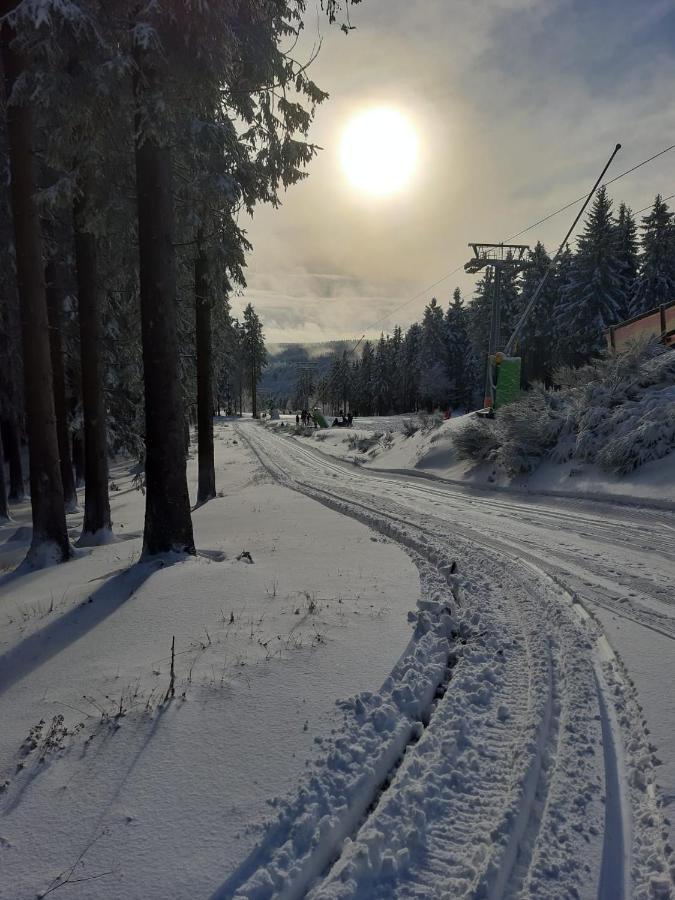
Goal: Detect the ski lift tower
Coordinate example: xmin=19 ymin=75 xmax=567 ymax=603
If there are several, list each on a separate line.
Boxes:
xmin=464 ymin=243 xmax=532 ymax=410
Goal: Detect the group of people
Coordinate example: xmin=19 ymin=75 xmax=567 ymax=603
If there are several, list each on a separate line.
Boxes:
xmin=296 ymin=409 xmax=315 ymax=427
xmin=331 ymin=411 xmax=353 ymax=428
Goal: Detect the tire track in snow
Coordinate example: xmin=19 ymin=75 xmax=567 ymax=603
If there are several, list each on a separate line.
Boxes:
xmin=234 ymin=428 xmax=597 ymax=896
xmin=226 ymin=424 xmax=671 ymax=899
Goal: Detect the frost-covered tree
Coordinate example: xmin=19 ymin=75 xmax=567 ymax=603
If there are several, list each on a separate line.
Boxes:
xmin=373 ymin=334 xmax=392 ymax=414
xmin=243 ymin=304 xmax=267 ymax=419
xmin=0 ymin=1 xmax=71 ymax=564
xmin=615 ymin=203 xmax=639 ymax=316
xmin=556 ymin=186 xmax=625 ymax=364
xmin=514 ymin=242 xmax=558 ymax=385
xmin=445 ymin=288 xmax=475 ymax=409
xmin=630 ymin=195 xmax=675 ymax=318
xmin=401 ymin=322 xmax=422 ymax=412
xmin=355 ymin=339 xmax=374 ymax=414
xmin=419 ymin=298 xmax=450 ymax=409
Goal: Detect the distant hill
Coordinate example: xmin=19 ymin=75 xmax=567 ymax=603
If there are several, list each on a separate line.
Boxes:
xmin=260 ymin=341 xmax=352 ymax=408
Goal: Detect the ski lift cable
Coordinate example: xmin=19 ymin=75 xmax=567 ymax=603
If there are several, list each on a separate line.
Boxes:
xmin=504 ymin=143 xmax=675 ymax=242
xmin=634 ymin=191 xmax=675 ymax=216
xmin=352 ymin=142 xmax=674 ymax=352
xmin=504 ymin=143 xmax=622 ymax=355
xmin=347 ymin=263 xmax=465 ymax=354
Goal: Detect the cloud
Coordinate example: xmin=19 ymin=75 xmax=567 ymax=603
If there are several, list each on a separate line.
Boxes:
xmin=239 ymin=0 xmax=675 ymax=342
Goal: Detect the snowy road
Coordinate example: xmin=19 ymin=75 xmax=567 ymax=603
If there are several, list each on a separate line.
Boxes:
xmin=223 ymin=422 xmax=675 ymax=900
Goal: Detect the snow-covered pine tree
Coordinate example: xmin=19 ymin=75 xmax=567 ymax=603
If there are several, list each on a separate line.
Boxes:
xmin=0 ymin=1 xmax=71 ymax=564
xmin=328 ymin=350 xmax=352 ymax=413
xmin=615 ymin=203 xmax=639 ymax=318
xmin=356 ymin=340 xmax=375 ymax=415
xmin=555 ymin=186 xmax=626 ymax=365
xmin=514 ymin=242 xmax=558 ymax=385
xmin=0 ymin=112 xmax=25 ymax=503
xmin=0 ymin=426 xmax=7 ymax=522
xmin=373 ymin=334 xmax=392 ymax=415
xmin=445 ymin=288 xmax=476 ymax=410
xmin=243 ymin=304 xmax=267 ymax=418
xmin=401 ymin=322 xmax=422 ymax=412
xmin=42 ymin=220 xmax=78 ymax=514
xmin=389 ymin=325 xmax=404 ymax=413
xmin=630 ymin=195 xmax=675 ymax=318
xmin=419 ymin=297 xmax=451 ymax=410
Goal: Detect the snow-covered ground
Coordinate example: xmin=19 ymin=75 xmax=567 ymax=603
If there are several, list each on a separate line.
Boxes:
xmin=1 ymin=419 xmax=674 ymax=899
xmin=0 ymin=426 xmax=419 ymax=899
xmin=279 ymin=413 xmax=675 ymax=506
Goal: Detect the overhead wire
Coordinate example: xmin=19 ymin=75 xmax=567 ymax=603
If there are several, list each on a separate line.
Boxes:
xmin=350 ymin=141 xmax=675 ymax=349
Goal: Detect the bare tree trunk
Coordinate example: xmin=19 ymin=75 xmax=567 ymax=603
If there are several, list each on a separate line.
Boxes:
xmin=1 ymin=15 xmax=70 ymax=564
xmin=251 ymin=355 xmax=257 ymax=419
xmin=72 ymin=430 xmax=85 ymax=485
xmin=0 ymin=427 xmax=8 ymax=521
xmin=133 ymin=52 xmax=194 ymax=556
xmin=45 ymin=250 xmax=78 ymax=512
xmin=195 ymin=238 xmax=215 ymax=503
xmin=2 ymin=416 xmax=24 ymax=501
xmin=74 ymin=197 xmax=112 ymax=541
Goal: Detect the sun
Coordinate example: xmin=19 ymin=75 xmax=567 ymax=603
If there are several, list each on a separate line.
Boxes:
xmin=340 ymin=107 xmax=419 ymax=197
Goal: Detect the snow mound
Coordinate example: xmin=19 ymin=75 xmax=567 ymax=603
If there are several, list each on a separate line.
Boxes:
xmin=453 ymin=342 xmax=675 ymax=477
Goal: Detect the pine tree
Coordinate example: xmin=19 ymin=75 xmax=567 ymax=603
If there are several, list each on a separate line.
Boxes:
xmin=419 ymin=297 xmax=450 ymax=410
xmin=243 ymin=304 xmax=267 ymax=418
xmin=630 ymin=195 xmax=675 ymax=317
xmin=401 ymin=323 xmax=422 ymax=412
xmin=445 ymin=288 xmax=475 ymax=410
xmin=373 ymin=334 xmax=392 ymax=415
xmin=615 ymin=203 xmax=639 ymax=317
xmin=556 ymin=186 xmax=625 ymax=364
xmin=0 ymin=3 xmax=71 ymax=564
xmin=514 ymin=242 xmax=558 ymax=384
xmin=356 ymin=340 xmax=374 ymax=414
xmin=0 ymin=427 xmax=8 ymax=522
xmin=195 ymin=233 xmax=215 ymax=503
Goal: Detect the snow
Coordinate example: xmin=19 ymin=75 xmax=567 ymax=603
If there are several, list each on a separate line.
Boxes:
xmin=0 ymin=425 xmax=419 ymax=899
xmin=281 ymin=411 xmax=675 ymax=506
xmin=1 ymin=418 xmax=673 ymax=899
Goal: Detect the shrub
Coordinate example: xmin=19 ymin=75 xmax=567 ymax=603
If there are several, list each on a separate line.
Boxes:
xmin=452 ymin=418 xmax=499 ymax=461
xmin=348 ymin=433 xmax=382 ymax=453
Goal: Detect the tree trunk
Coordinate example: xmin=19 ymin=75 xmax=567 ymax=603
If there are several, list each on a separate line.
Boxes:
xmin=251 ymin=358 xmax=257 ymax=418
xmin=1 ymin=16 xmax=70 ymax=564
xmin=0 ymin=427 xmax=8 ymax=521
xmin=195 ymin=242 xmax=215 ymax=503
xmin=45 ymin=251 xmax=78 ymax=512
xmin=2 ymin=416 xmax=24 ymax=501
xmin=74 ymin=197 xmax=112 ymax=541
xmin=72 ymin=430 xmax=85 ymax=485
xmin=133 ymin=54 xmax=194 ymax=556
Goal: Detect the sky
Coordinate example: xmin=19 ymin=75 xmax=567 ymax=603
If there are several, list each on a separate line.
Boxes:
xmin=232 ymin=0 xmax=675 ymax=346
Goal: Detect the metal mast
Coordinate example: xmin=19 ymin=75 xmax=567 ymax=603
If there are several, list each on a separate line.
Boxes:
xmin=464 ymin=243 xmax=532 ymax=408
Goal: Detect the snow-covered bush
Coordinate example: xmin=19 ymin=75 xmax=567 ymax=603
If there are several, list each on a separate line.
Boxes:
xmin=348 ymin=433 xmax=381 ymax=453
xmin=452 ymin=418 xmax=499 ymax=461
xmin=595 ymin=385 xmax=675 ymax=473
xmin=495 ymin=385 xmax=565 ymax=474
xmin=451 ymin=341 xmax=675 ymax=476
xmin=402 ymin=418 xmax=419 ymax=438
xmin=417 ymin=411 xmax=444 ymax=432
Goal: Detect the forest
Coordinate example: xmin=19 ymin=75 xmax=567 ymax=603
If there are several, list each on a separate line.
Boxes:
xmin=0 ymin=0 xmax=356 ymax=566
xmin=311 ymin=188 xmax=675 ymax=415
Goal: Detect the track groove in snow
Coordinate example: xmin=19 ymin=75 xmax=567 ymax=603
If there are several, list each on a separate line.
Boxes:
xmin=216 ymin=424 xmax=672 ymax=899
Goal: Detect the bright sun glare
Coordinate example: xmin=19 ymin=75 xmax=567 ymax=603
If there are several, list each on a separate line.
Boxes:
xmin=340 ymin=107 xmax=418 ymax=197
